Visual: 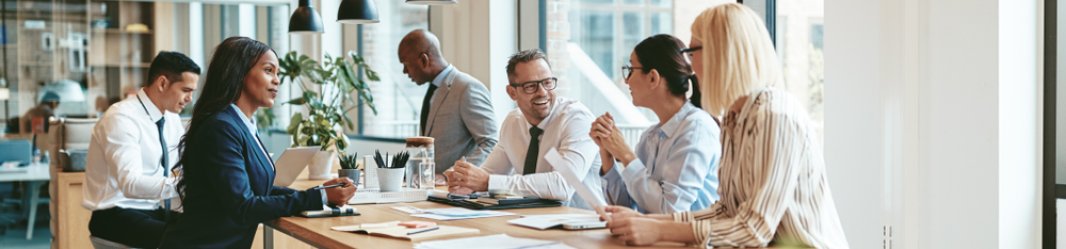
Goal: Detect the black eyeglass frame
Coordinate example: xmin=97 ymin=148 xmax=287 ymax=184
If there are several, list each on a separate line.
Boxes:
xmin=621 ymin=65 xmax=644 ymax=80
xmin=509 ymin=77 xmax=559 ymax=94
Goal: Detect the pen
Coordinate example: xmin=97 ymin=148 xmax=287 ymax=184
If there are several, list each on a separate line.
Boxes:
xmin=406 ymin=226 xmax=439 ymax=235
xmin=317 ymin=183 xmax=345 ymax=190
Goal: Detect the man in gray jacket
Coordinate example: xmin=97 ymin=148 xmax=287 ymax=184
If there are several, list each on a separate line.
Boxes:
xmin=398 ymin=29 xmax=498 ymax=178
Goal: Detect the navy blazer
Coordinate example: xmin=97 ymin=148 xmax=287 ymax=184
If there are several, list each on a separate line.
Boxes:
xmin=160 ymin=107 xmax=322 ymax=248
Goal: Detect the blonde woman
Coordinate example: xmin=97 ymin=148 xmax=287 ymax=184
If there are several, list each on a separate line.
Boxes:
xmin=599 ymin=3 xmax=849 ymax=248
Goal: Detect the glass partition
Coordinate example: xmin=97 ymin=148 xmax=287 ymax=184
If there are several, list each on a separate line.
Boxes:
xmin=0 ymin=0 xmax=290 ymax=134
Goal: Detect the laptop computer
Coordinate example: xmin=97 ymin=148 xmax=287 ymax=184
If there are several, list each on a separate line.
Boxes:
xmin=0 ymin=139 xmax=33 ymax=166
xmin=272 ymin=146 xmax=321 ymax=187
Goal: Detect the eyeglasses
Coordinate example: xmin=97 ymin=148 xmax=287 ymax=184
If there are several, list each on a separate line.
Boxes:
xmin=681 ymin=46 xmax=702 ymax=58
xmin=510 ymin=77 xmax=558 ymax=94
xmin=621 ymin=65 xmax=643 ymax=80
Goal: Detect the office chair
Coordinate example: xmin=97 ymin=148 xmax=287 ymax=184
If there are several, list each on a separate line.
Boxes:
xmin=44 ymin=118 xmax=96 ymax=244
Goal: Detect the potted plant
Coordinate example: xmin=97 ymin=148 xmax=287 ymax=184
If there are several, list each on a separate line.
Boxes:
xmin=279 ymin=50 xmax=379 ymax=180
xmin=337 ymin=152 xmax=361 ymax=185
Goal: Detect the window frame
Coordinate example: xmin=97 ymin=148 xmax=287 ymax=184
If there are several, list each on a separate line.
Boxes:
xmin=1043 ymin=0 xmax=1057 ymax=248
xmin=349 ymin=5 xmax=430 ymax=140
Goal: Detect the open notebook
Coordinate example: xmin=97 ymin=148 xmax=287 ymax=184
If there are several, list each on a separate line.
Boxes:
xmin=331 ymin=221 xmax=480 ymax=241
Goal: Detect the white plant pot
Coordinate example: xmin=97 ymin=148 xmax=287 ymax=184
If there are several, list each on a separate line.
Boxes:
xmin=307 ymin=150 xmax=336 ymax=180
xmin=376 ymin=168 xmax=405 ymax=192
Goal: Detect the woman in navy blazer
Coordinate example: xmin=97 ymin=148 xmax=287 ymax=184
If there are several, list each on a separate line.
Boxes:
xmin=160 ymin=37 xmax=356 ymax=248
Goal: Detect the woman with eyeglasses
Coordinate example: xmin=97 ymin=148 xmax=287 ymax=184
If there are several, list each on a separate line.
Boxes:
xmin=589 ymin=34 xmax=720 ymax=215
xmin=597 ymin=3 xmax=848 ymax=248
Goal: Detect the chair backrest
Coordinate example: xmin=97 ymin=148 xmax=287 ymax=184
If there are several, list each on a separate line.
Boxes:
xmin=44 ymin=118 xmax=98 ymax=172
xmin=61 ymin=118 xmax=96 ymax=151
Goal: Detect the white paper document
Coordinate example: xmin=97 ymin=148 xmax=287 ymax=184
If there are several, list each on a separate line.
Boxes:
xmin=544 ymin=148 xmax=607 ymax=209
xmin=392 ymin=206 xmax=515 ymax=221
xmin=414 ymin=234 xmax=574 ymax=249
xmin=507 ymin=214 xmax=605 ymax=230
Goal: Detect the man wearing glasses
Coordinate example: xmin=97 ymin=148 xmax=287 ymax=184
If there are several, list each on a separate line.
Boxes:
xmin=445 ymin=49 xmax=602 ymax=209
xmin=398 ymin=29 xmax=498 ymax=179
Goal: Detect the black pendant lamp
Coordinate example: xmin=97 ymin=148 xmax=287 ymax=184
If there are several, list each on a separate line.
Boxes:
xmin=406 ymin=0 xmax=457 ymax=4
xmin=338 ymin=0 xmax=380 ymax=24
xmin=289 ymin=0 xmax=324 ymax=33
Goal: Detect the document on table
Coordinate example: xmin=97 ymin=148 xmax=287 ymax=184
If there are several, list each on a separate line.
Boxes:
xmin=507 ymin=214 xmax=604 ymax=230
xmin=392 ymin=206 xmax=515 ymax=221
xmin=414 ymin=234 xmax=574 ymax=249
xmin=544 ymin=148 xmax=607 ymax=210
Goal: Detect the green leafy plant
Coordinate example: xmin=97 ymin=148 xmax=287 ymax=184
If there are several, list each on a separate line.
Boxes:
xmin=279 ymin=50 xmax=379 ymax=151
xmin=338 ymin=152 xmax=360 ymax=170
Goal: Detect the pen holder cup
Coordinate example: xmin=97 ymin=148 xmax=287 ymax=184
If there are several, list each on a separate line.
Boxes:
xmin=376 ymin=168 xmax=405 ymax=192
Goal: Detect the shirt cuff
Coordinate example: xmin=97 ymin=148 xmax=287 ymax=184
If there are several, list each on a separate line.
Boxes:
xmin=318 ymin=185 xmax=328 ymax=206
xmin=692 ymin=221 xmax=712 ymax=248
xmin=673 ymin=212 xmax=710 ymax=248
xmin=673 ymin=211 xmax=694 ymax=222
xmin=487 ymin=174 xmax=510 ymax=192
xmin=619 ymin=158 xmax=646 ymax=181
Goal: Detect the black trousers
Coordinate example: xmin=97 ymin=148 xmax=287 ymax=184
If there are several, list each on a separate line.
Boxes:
xmin=89 ymin=207 xmax=178 ymax=248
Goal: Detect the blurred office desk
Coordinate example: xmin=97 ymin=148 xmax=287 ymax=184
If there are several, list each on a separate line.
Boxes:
xmin=0 ymin=162 xmax=49 ymax=240
xmin=260 ymin=179 xmax=688 ymax=249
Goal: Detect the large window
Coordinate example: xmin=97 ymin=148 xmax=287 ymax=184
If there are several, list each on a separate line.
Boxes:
xmin=351 ymin=2 xmax=428 ymax=139
xmin=544 ymin=0 xmax=728 ymax=142
xmin=776 ymin=0 xmax=824 ymax=138
xmin=544 ymin=0 xmax=824 ymax=143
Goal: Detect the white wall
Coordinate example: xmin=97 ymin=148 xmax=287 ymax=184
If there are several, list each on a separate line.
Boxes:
xmin=824 ymin=0 xmax=891 ymax=246
xmin=827 ymin=0 xmax=1041 ymax=247
xmin=997 ymin=0 xmax=1040 ymax=247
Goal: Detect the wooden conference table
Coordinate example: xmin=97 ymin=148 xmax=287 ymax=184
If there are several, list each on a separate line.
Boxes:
xmin=261 ymin=179 xmax=688 ymax=249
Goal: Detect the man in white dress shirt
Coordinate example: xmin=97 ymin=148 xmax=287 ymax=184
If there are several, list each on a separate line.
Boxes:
xmin=445 ymin=49 xmax=602 ymax=209
xmin=83 ymin=51 xmax=200 ymax=248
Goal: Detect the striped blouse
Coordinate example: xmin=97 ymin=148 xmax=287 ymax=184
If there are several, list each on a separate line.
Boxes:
xmin=672 ymin=89 xmax=849 ymax=248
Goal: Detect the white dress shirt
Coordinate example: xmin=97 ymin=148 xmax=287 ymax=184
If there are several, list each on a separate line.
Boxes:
xmin=601 ymin=102 xmax=720 ymax=214
xmin=83 ymin=89 xmax=181 ymax=211
xmin=481 ymin=97 xmax=603 ymax=209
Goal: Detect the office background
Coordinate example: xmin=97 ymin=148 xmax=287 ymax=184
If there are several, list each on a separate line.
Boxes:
xmin=0 ymin=0 xmax=1055 ymax=248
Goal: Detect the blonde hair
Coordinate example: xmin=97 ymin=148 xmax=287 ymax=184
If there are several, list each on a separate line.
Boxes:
xmin=691 ymin=3 xmax=782 ymax=117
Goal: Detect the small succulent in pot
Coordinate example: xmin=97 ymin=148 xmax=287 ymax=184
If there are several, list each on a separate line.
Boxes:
xmin=339 ymin=153 xmax=360 ymax=170
xmin=338 ymin=153 xmax=362 ymax=185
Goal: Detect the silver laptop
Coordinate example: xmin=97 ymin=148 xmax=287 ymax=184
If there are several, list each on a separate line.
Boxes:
xmin=272 ymin=147 xmax=321 ymax=187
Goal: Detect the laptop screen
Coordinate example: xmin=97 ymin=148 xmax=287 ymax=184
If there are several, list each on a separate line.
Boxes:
xmin=0 ymin=139 xmax=33 ymax=165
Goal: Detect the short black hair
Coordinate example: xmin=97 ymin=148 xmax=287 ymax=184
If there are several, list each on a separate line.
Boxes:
xmin=145 ymin=51 xmax=201 ymax=87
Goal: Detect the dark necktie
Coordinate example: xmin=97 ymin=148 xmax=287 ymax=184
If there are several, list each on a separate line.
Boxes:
xmin=523 ymin=126 xmax=543 ymax=175
xmin=155 ymin=118 xmax=171 ymax=218
xmin=420 ymin=84 xmax=438 ymax=136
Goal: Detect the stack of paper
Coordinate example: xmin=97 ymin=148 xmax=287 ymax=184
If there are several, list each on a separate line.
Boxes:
xmin=414 ymin=234 xmax=574 ymax=249
xmin=392 ymin=206 xmax=515 ymax=221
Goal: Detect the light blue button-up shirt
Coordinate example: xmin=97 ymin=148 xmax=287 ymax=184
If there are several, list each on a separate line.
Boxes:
xmin=601 ymin=102 xmax=720 ymax=214
xmin=430 ymin=65 xmax=455 ymax=88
